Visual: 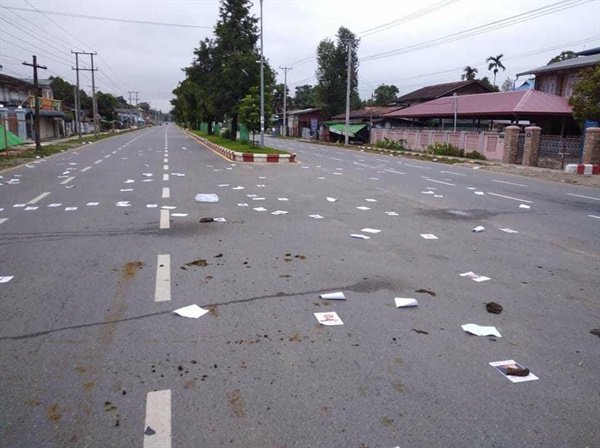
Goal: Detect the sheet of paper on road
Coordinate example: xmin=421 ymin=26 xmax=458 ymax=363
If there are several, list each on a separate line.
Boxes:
xmin=314 ymin=312 xmax=344 ymax=326
xmin=395 ymin=298 xmax=418 ymax=307
xmin=173 ymin=304 xmax=209 ymax=319
xmin=320 ymin=292 xmax=346 ymax=300
xmin=490 ymin=360 xmax=539 ymax=383
xmin=460 ymin=271 xmax=491 ymax=282
xmin=194 ymin=193 xmax=219 ymax=203
xmin=462 ymin=323 xmax=502 ymax=337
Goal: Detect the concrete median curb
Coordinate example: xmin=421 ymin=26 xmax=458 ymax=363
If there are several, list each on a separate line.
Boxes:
xmin=565 ymin=164 xmax=600 ymax=175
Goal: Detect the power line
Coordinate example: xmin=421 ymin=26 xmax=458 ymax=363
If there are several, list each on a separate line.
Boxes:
xmin=4 ymin=5 xmax=212 ymax=29
xmin=360 ymin=0 xmax=593 ymax=63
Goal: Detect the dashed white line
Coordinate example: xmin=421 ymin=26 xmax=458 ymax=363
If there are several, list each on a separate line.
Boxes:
xmin=155 ymin=254 xmax=171 ymax=301
xmin=94 ymin=160 xmax=102 ymax=164
xmin=383 ymin=168 xmax=405 ymax=175
xmin=80 ymin=166 xmax=92 ymax=172
xmin=160 ymin=209 xmax=170 ymax=229
xmin=486 ymin=192 xmax=533 ymax=203
xmin=492 ymin=179 xmax=527 ymax=187
xmin=566 ymin=193 xmax=600 ymax=201
xmin=163 ymin=174 xmax=169 ymax=181
xmin=162 ymin=187 xmax=170 ymax=199
xmin=331 ymin=157 xmax=343 ymax=161
xmin=163 ymin=158 xmax=168 ymax=163
xmin=104 ymin=154 xmax=111 ymax=159
xmin=440 ymin=170 xmax=466 ymax=176
xmin=587 ymin=215 xmax=600 ymax=220
xmin=405 ymin=163 xmax=429 ymax=169
xmin=28 ymin=192 xmax=51 ymax=204
xmin=163 ymin=165 xmax=169 ymax=170
xmin=144 ymin=389 xmax=171 ymax=448
xmin=60 ymin=177 xmax=75 ymax=185
xmin=425 ymin=178 xmax=455 ymax=186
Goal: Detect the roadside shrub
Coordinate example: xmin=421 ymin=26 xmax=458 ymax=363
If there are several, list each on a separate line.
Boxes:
xmin=426 ymin=142 xmax=464 ymax=157
xmin=375 ymin=138 xmax=405 ymax=151
xmin=465 ymin=150 xmax=486 ymax=160
xmin=221 ymin=129 xmax=233 ymax=139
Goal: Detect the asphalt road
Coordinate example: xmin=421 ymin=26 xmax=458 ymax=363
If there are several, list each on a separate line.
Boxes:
xmin=1 ymin=126 xmax=598 ymax=448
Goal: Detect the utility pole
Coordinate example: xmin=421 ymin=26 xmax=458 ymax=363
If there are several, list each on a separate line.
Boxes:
xmin=71 ymin=51 xmax=82 ymax=139
xmin=279 ymin=66 xmax=292 ymax=138
xmin=22 ymin=55 xmax=47 ymax=152
xmin=72 ymin=51 xmax=97 ymax=138
xmin=344 ymin=41 xmax=352 ymax=146
xmin=128 ymin=91 xmax=138 ymax=127
xmin=259 ymin=0 xmax=264 ymax=147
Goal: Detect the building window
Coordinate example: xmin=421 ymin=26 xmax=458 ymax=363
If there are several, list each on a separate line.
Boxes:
xmin=539 ymin=76 xmax=557 ymax=95
xmin=565 ymin=73 xmax=578 ymax=98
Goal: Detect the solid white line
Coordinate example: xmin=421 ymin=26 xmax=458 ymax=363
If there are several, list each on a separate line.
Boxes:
xmin=492 ymin=179 xmax=527 ymax=187
xmin=60 ymin=176 xmax=75 ymax=185
xmin=160 ymin=210 xmax=170 ymax=229
xmin=567 ymin=193 xmax=600 ymax=201
xmin=80 ymin=166 xmax=92 ymax=172
xmin=426 ymin=178 xmax=455 ymax=186
xmin=144 ymin=389 xmax=171 ymax=448
xmin=163 ymin=174 xmax=169 ymax=181
xmin=440 ymin=170 xmax=466 ymax=176
xmin=588 ymin=215 xmax=600 ymax=220
xmin=28 ymin=192 xmax=51 ymax=204
xmin=164 ymin=165 xmax=169 ymax=170
xmin=0 ymin=218 xmax=7 ymax=225
xmin=486 ymin=192 xmax=533 ymax=203
xmin=162 ymin=187 xmax=170 ymax=198
xmin=155 ymin=254 xmax=171 ymax=301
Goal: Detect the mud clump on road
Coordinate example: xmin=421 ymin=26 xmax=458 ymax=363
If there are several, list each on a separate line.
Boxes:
xmin=123 ymin=261 xmax=144 ymax=279
xmin=415 ymin=288 xmax=436 ymax=297
xmin=185 ymin=259 xmax=208 ymax=267
xmin=486 ymin=302 xmax=503 ymax=314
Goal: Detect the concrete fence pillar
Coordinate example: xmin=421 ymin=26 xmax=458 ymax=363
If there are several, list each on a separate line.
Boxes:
xmin=582 ymin=127 xmax=600 ymax=165
xmin=502 ymin=126 xmax=520 ymax=164
xmin=522 ymin=126 xmax=542 ymax=166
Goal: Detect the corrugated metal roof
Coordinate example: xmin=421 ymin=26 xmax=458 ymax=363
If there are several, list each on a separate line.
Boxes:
xmin=393 ymin=80 xmax=494 ymax=103
xmin=516 ymin=54 xmax=600 ymax=76
xmin=331 ymin=106 xmax=402 ymax=120
xmin=384 ymin=90 xmax=573 ymax=118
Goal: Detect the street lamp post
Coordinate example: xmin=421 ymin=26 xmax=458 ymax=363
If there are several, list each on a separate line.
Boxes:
xmin=259 ymin=0 xmax=265 ymax=148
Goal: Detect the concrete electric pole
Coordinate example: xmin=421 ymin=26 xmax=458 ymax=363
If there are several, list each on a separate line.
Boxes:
xmin=22 ymin=55 xmax=47 ymax=152
xmin=72 ymin=51 xmax=97 ymax=138
xmin=279 ymin=66 xmax=292 ymax=137
xmin=344 ymin=41 xmax=352 ymax=146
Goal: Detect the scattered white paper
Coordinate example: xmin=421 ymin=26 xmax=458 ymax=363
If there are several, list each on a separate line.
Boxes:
xmin=351 ymin=234 xmax=371 ymax=239
xmin=318 ymin=177 xmax=326 ymax=180
xmin=334 ymin=172 xmax=342 ymax=175
xmin=434 ymin=195 xmax=444 ymax=198
xmin=326 ymin=197 xmax=337 ymax=202
xmin=271 ymin=210 xmax=289 ymax=215
xmin=120 ymin=189 xmax=134 ymax=192
xmin=253 ymin=207 xmax=267 ymax=212
xmin=473 ymin=166 xmax=480 ymax=170
xmin=232 ymin=186 xmax=245 ymax=190
xmin=320 ymin=292 xmax=346 ymax=300
xmin=519 ymin=204 xmax=530 ymax=209
xmin=385 ymin=211 xmax=399 ymax=216
xmin=237 ymin=203 xmax=249 ymax=207
xmin=65 ymin=185 xmax=76 ymax=189
xmin=365 ymin=199 xmax=377 ymax=202
xmin=65 ymin=207 xmax=78 ymax=211
xmin=142 ymin=179 xmax=153 ymax=182
xmin=466 ymin=187 xmax=476 ymax=190
xmin=314 ymin=312 xmax=344 ymax=326
xmin=171 ymin=173 xmax=185 ymax=177
xmin=195 ymin=193 xmax=219 ymax=203
xmin=214 ymin=217 xmax=226 ymax=222
xmin=426 ymin=187 xmax=436 ymax=190
xmin=13 ymin=204 xmax=26 ymax=208
xmin=459 ymin=271 xmax=491 ymax=282
xmin=395 ymin=298 xmax=418 ymax=308
xmin=173 ymin=304 xmax=209 ymax=319
xmin=24 ymin=206 xmax=38 ymax=211
xmin=47 ymin=203 xmax=62 ymax=207
xmin=474 ymin=191 xmax=485 ymax=195
xmin=309 ymin=214 xmax=323 ymax=219
xmin=143 ymin=173 xmax=153 ymax=177
xmin=499 ymin=228 xmax=519 ymax=234
xmin=356 ymin=206 xmax=371 ymax=211
xmin=490 ymin=360 xmax=538 ymax=383
xmin=252 ymin=197 xmax=266 ymax=201
xmin=420 ymin=234 xmax=438 ymax=239
xmin=361 ymin=228 xmax=381 ymax=234
xmin=0 ymin=276 xmax=14 ymax=283
xmin=421 ymin=191 xmax=435 ymax=195
xmin=218 ymin=184 xmax=230 ymax=187
xmin=161 ymin=206 xmax=177 ymax=210
xmin=472 ymin=226 xmax=485 ymax=232
xmin=277 ymin=198 xmax=289 ymax=201
xmin=247 ymin=194 xmax=258 ymax=198
xmin=171 ymin=213 xmax=188 ymax=217
xmin=462 ymin=323 xmax=502 ymax=337
xmin=124 ymin=179 xmax=135 ymax=184
xmin=256 ymin=184 xmax=266 ymax=188
xmin=116 ymin=201 xmax=131 ymax=207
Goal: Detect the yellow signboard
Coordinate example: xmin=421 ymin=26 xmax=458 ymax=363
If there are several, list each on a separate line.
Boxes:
xmin=28 ymin=97 xmax=62 ymax=111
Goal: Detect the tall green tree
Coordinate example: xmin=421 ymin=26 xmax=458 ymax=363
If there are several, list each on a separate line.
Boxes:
xmin=315 ymin=26 xmax=360 ymax=118
xmin=486 ymin=54 xmax=506 ymax=86
xmin=548 ymin=51 xmax=577 ymax=65
xmin=272 ymin=83 xmax=291 ymax=114
xmin=239 ymin=86 xmax=272 ymax=142
xmin=96 ymin=91 xmax=120 ymax=121
xmin=500 ymin=77 xmax=513 ymax=92
xmin=293 ymin=84 xmax=317 ymax=109
xmin=478 ymin=76 xmax=499 ymax=92
xmin=373 ymin=84 xmax=399 ymax=106
xmin=461 ymin=66 xmax=478 ymax=81
xmin=569 ymin=66 xmax=600 ymax=124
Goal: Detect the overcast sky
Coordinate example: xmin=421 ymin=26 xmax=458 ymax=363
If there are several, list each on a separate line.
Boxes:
xmin=1 ymin=0 xmax=599 ymax=112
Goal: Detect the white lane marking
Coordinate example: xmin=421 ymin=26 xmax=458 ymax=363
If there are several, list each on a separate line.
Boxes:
xmin=28 ymin=192 xmax=51 ymax=204
xmin=163 ymin=174 xmax=169 ymax=181
xmin=104 ymin=154 xmax=111 ymax=159
xmin=440 ymin=170 xmax=466 ymax=176
xmin=155 ymin=254 xmax=171 ymax=301
xmin=162 ymin=187 xmax=170 ymax=199
xmin=492 ymin=179 xmax=527 ymax=187
xmin=164 ymin=165 xmax=169 ymax=170
xmin=383 ymin=168 xmax=405 ymax=175
xmin=60 ymin=177 xmax=75 ymax=185
xmin=163 ymin=158 xmax=168 ymax=163
xmin=0 ymin=218 xmax=7 ymax=225
xmin=405 ymin=163 xmax=428 ymax=169
xmin=425 ymin=178 xmax=455 ymax=186
xmin=94 ymin=160 xmax=102 ymax=164
xmin=331 ymin=157 xmax=342 ymax=161
xmin=486 ymin=192 xmax=533 ymax=203
xmin=144 ymin=389 xmax=171 ymax=447
xmin=567 ymin=193 xmax=600 ymax=201
xmin=81 ymin=166 xmax=92 ymax=172
xmin=588 ymin=215 xmax=600 ymax=220
xmin=160 ymin=209 xmax=170 ymax=229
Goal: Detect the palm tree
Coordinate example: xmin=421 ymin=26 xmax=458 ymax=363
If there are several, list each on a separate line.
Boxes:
xmin=462 ymin=66 xmax=478 ymax=81
xmin=486 ymin=54 xmax=506 ymax=87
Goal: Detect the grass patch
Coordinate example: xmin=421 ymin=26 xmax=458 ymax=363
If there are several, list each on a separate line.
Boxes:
xmin=0 ymin=129 xmax=136 ymax=170
xmin=193 ymin=131 xmax=290 ymax=155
